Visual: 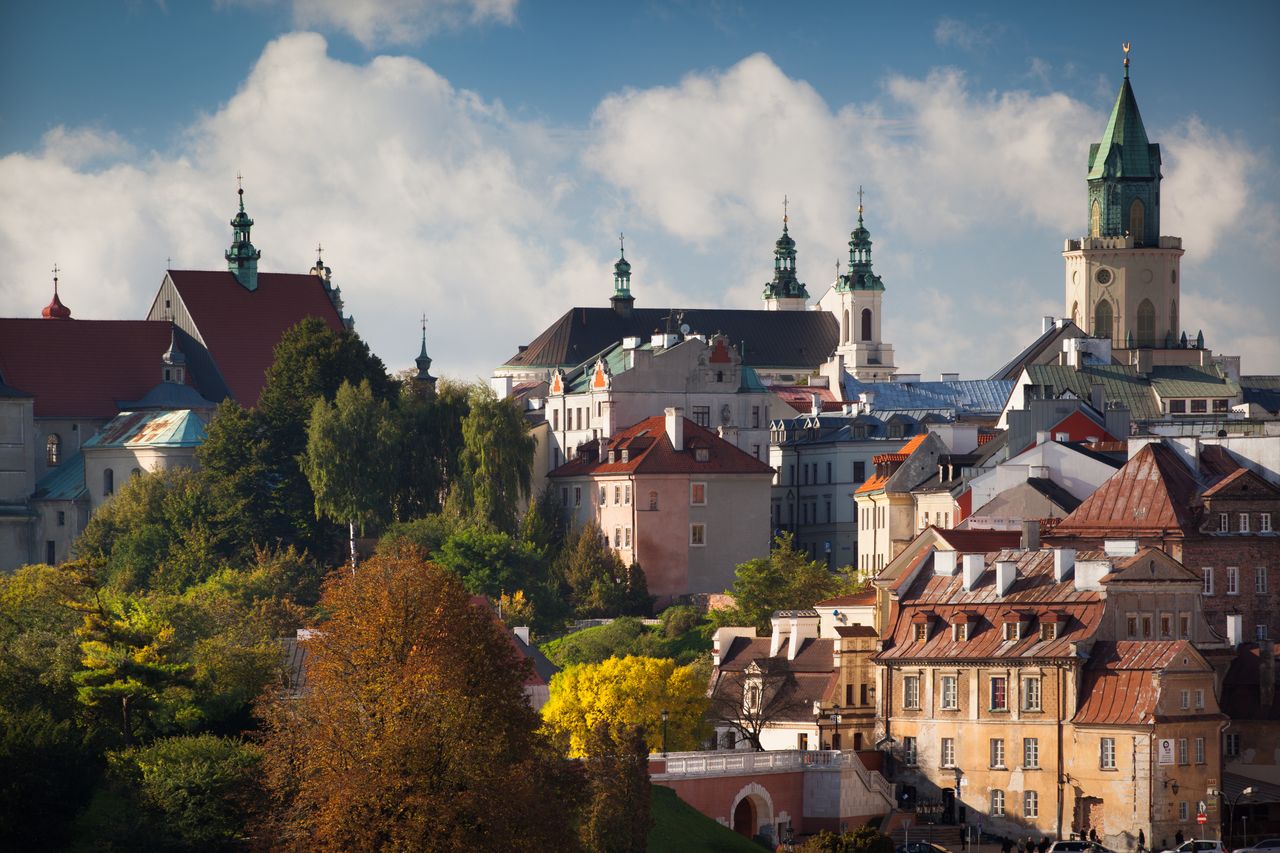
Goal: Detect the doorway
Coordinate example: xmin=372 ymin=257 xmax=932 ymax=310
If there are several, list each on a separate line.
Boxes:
xmin=733 ymin=797 xmax=756 ymax=837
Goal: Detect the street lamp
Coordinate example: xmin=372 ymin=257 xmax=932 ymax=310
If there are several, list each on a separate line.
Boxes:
xmin=661 ymin=709 xmax=669 ymax=758
xmin=1227 ymin=787 xmax=1255 ymax=851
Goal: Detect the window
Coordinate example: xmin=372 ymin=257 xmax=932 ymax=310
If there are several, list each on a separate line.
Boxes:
xmin=691 ymin=482 xmax=707 ymax=506
xmin=1240 ymin=513 xmax=1251 ymax=533
xmin=1226 ymin=732 xmax=1240 ymax=757
xmin=1179 ymin=614 xmax=1191 ymax=639
xmin=1178 ymin=738 xmax=1188 ymax=765
xmin=648 ymin=491 xmax=658 ymax=511
xmin=1022 ymin=677 xmax=1042 ymax=712
xmin=1214 ymin=399 xmax=1229 ymax=413
xmin=690 ymin=523 xmax=706 ymax=546
xmin=46 ymin=541 xmax=55 ymax=564
xmin=903 ymin=676 xmax=921 ymax=709
xmin=614 ymin=485 xmax=621 ymax=505
xmin=798 ymin=732 xmax=809 ymax=751
xmin=1203 ymin=567 xmax=1215 ymax=595
xmin=990 ymin=676 xmax=1008 ymax=711
xmin=825 ymin=462 xmax=832 ymax=483
xmin=57 ymin=510 xmax=66 ymax=527
xmin=1257 ymin=624 xmax=1269 ymax=641
xmin=1257 ymin=567 xmax=1269 ymax=594
xmin=1219 ymin=513 xmax=1229 ymax=532
xmin=752 ymin=406 xmax=760 ymax=428
xmin=1126 ymin=613 xmax=1139 ymax=639
xmin=902 ymin=736 xmax=917 ymax=765
xmin=599 ymin=486 xmax=606 ymax=506
xmin=1160 ymin=613 xmax=1173 ymax=639
xmin=574 ymin=486 xmax=582 ymax=507
xmin=990 ymin=738 xmax=1005 ymax=768
xmin=103 ymin=468 xmax=114 ymax=496
xmin=614 ymin=526 xmax=622 ymax=547
xmin=1040 ymin=622 xmax=1058 ymax=641
xmin=1003 ymin=622 xmax=1018 ymax=642
xmin=753 ymin=445 xmax=760 ymax=459
xmin=1024 ymin=791 xmax=1038 ymax=818
xmin=1180 ymin=689 xmax=1190 ymax=710
xmin=1227 ymin=566 xmax=1240 ymax=595
xmin=914 ymin=623 xmax=928 ymax=643
xmin=1194 ymin=689 xmax=1205 ymax=709
xmin=1191 ymin=399 xmax=1207 ymax=414
xmin=1195 ymin=737 xmax=1205 ymax=764
xmin=552 ymin=410 xmax=559 ymax=430
xmin=1262 ymin=513 xmax=1273 ymax=533
xmin=694 ymin=447 xmax=710 ymax=462
xmin=692 ymin=406 xmax=710 ymax=427
xmin=1142 ymin=614 xmax=1154 ymax=638
xmin=1170 ymin=399 xmax=1187 ymax=414
xmin=941 ymin=738 xmax=955 ymax=767
xmin=624 ymin=484 xmax=631 ymax=505
xmin=940 ymin=676 xmax=958 ymax=710
xmin=624 ymin=527 xmax=632 ymax=548
xmin=991 ymin=790 xmax=1006 ymax=817
xmin=561 ymin=487 xmax=569 ymax=507
xmin=1101 ymin=737 xmax=1116 ymax=769
xmin=1179 ymin=802 xmax=1189 ymax=821
xmin=1024 ymin=738 xmax=1039 ymax=768
xmin=854 ymin=461 xmax=866 ymax=481
xmin=46 ymin=434 xmax=61 ymax=466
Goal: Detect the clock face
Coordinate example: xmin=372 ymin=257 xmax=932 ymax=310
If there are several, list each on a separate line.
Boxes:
xmin=1095 ymin=268 xmax=1113 ymax=286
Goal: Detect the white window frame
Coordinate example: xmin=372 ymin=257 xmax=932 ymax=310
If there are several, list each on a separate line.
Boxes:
xmin=1180 ymin=689 xmax=1190 ymax=710
xmin=1256 ymin=566 xmax=1269 ymax=594
xmin=1226 ymin=566 xmax=1240 ymax=595
xmin=1239 ymin=513 xmax=1250 ymax=533
xmin=941 ymin=737 xmax=955 ymax=768
xmin=1225 ymin=732 xmax=1240 ymax=757
xmin=624 ymin=526 xmax=632 ymax=548
xmin=1024 ymin=737 xmax=1039 ymax=769
xmin=990 ymin=675 xmax=1008 ymax=711
xmin=1101 ymin=737 xmax=1116 ymax=769
xmin=690 ymin=523 xmax=706 ymax=547
xmin=599 ymin=485 xmax=606 ymax=506
xmin=690 ymin=481 xmax=707 ymax=506
xmin=1178 ymin=738 xmax=1189 ymax=765
xmin=940 ymin=675 xmax=958 ymax=710
xmin=1195 ymin=737 xmax=1205 ymax=764
xmin=1261 ymin=513 xmax=1273 ymax=533
xmin=1203 ymin=567 xmax=1214 ymax=596
xmin=903 ymin=736 xmax=918 ymax=765
xmin=1194 ymin=689 xmax=1205 ymax=709
xmin=990 ymin=738 xmax=1005 ymax=768
xmin=1024 ymin=790 xmax=1038 ymax=818
xmin=992 ymin=789 xmax=1005 ymax=816
xmin=614 ymin=526 xmax=622 ymax=547
xmin=1219 ymin=512 xmax=1229 ymax=532
xmin=903 ymin=675 xmax=921 ymax=710
xmin=1022 ymin=676 xmax=1042 ymax=712
xmin=624 ymin=484 xmax=631 ymax=505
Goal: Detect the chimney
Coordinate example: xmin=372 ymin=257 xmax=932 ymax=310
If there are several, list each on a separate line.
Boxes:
xmin=1036 ymin=430 xmax=1051 ymax=446
xmin=513 ymin=626 xmax=530 ymax=646
xmin=1021 ymin=520 xmax=1041 ymax=551
xmin=1043 ymin=316 xmax=1055 ymax=334
xmin=1090 ymin=383 xmax=1105 ymax=413
xmin=996 ymin=560 xmax=1017 ymax=596
xmin=1073 ymin=559 xmax=1109 ymax=591
xmin=1053 ymin=548 xmax=1075 ymax=582
xmin=788 ymin=613 xmax=820 ymax=661
xmin=1227 ymin=614 xmax=1244 ymax=648
xmin=962 ymin=554 xmax=985 ymax=591
xmin=934 ymin=550 xmax=958 ymax=577
xmin=811 ymin=394 xmax=822 ymax=416
xmin=769 ymin=614 xmax=791 ymax=658
xmin=665 ymin=407 xmax=684 ymax=451
xmin=1030 ymin=465 xmax=1050 ymax=480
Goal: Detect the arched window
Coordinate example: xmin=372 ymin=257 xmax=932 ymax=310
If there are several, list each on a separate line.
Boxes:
xmin=1090 ymin=200 xmax=1101 ymax=237
xmin=1129 ymin=198 xmax=1145 ymax=242
xmin=841 ymin=309 xmax=850 ymax=345
xmin=861 ymin=308 xmax=873 ymax=342
xmin=1071 ymin=301 xmax=1079 ymax=327
xmin=103 ymin=468 xmax=114 ymax=496
xmin=1137 ymin=299 xmax=1155 ymax=347
xmin=1169 ymin=299 xmax=1178 ymax=340
xmin=46 ymin=434 xmax=61 ymax=466
xmin=1094 ymin=300 xmax=1113 ymax=343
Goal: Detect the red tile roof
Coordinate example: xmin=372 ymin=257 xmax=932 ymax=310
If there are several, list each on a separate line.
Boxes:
xmin=0 ymin=319 xmax=176 ymax=418
xmin=856 ymin=434 xmax=929 ymax=494
xmin=775 ymin=385 xmax=842 ymax=414
xmin=1053 ymin=443 xmax=1206 ymax=538
xmin=547 ymin=416 xmax=774 ymax=478
xmin=1073 ymin=641 xmax=1194 ymax=726
xmin=934 ymin=528 xmax=1023 ymax=553
xmin=166 ymin=271 xmax=345 ymax=406
xmin=815 ymin=589 xmax=877 ymax=607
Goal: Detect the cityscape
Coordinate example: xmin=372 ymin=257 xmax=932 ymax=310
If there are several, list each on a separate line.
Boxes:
xmin=1 ymin=3 xmax=1278 ymax=851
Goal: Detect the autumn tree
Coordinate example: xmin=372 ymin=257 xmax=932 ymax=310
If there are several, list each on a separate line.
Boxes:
xmin=256 ymin=548 xmax=582 ymax=850
xmin=707 ymin=658 xmax=810 ymax=751
xmin=541 ymin=655 xmax=707 ymax=758
xmin=453 ymin=386 xmax=536 ymax=533
xmin=715 ymin=532 xmax=863 ymax=631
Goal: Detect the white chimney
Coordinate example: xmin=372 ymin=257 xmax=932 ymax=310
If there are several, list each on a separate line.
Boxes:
xmin=940 ymin=373 xmax=960 ymax=382
xmin=1073 ymin=559 xmax=1109 ymax=591
xmin=935 ymin=550 xmax=958 ymax=577
xmin=769 ymin=615 xmax=791 ymax=657
xmin=1227 ymin=614 xmax=1244 ymax=647
xmin=811 ymin=394 xmax=822 ymax=416
xmin=996 ymin=560 xmax=1017 ymax=596
xmin=788 ymin=614 xmax=820 ymax=660
xmin=1053 ymin=548 xmax=1076 ymax=582
xmin=665 ymin=406 xmax=684 ymax=451
xmin=513 ymin=626 xmax=530 ymax=646
xmin=962 ymin=554 xmax=985 ymax=591
xmin=1043 ymin=316 xmax=1055 ymax=334
xmin=1036 ymin=430 xmax=1051 ymax=446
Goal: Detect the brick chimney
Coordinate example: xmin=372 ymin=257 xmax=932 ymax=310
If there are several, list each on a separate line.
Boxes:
xmin=665 ymin=407 xmax=684 ymax=451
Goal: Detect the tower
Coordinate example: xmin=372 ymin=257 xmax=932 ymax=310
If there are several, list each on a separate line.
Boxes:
xmin=225 ymin=178 xmax=262 ymax=291
xmin=821 ymin=189 xmax=896 ymax=381
xmin=1064 ymin=46 xmax=1183 ymax=349
xmin=161 ymin=325 xmax=186 ymax=385
xmin=414 ymin=315 xmax=437 ymax=397
xmin=610 ymin=233 xmax=634 ymax=317
xmin=762 ymin=197 xmax=809 ymax=311
xmin=41 ymin=265 xmax=71 ymax=319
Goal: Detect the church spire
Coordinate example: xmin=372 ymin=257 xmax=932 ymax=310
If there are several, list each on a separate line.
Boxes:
xmin=41 ymin=264 xmax=72 ymax=319
xmin=414 ymin=314 xmax=437 ymax=397
xmin=838 ymin=187 xmax=884 ymax=292
xmin=762 ymin=196 xmax=808 ymax=307
xmin=610 ymin=232 xmax=634 ymax=316
xmin=225 ymin=175 xmax=262 ymax=291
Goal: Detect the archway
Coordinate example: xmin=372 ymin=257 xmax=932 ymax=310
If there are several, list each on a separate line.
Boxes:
xmin=730 ymin=783 xmax=775 ymax=841
xmin=1129 ymin=199 xmax=1145 ymax=242
xmin=733 ymin=797 xmax=756 ymax=837
xmin=1090 ymin=200 xmax=1101 ymax=237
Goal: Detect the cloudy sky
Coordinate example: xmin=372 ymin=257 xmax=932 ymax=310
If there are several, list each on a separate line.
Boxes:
xmin=2 ymin=1 xmax=1278 ymax=382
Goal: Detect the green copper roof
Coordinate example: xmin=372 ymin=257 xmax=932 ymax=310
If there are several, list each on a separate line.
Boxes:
xmin=837 ymin=201 xmax=884 ymax=292
xmin=33 ymin=451 xmax=87 ymax=502
xmin=1087 ymin=75 xmax=1158 ymax=180
xmin=83 ymin=409 xmax=208 ymax=449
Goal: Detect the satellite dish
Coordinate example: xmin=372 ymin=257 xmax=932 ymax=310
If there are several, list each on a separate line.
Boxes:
xmin=679 ymin=323 xmax=691 ymax=335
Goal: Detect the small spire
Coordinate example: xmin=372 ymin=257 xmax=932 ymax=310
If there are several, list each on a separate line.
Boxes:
xmin=619 ymin=232 xmax=625 ymax=258
xmin=414 ymin=313 xmax=436 ymax=393
xmin=1122 ymin=42 xmax=1131 ymax=78
xmin=52 ymin=263 xmax=59 ymax=293
xmin=42 ymin=264 xmax=72 ymax=319
xmin=857 ymin=185 xmax=865 ymax=222
xmin=236 ymin=171 xmax=245 ymax=210
xmin=782 ymin=195 xmax=790 ymax=230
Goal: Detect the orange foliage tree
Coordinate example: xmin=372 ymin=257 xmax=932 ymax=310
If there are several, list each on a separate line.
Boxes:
xmin=256 ymin=548 xmax=583 ymax=850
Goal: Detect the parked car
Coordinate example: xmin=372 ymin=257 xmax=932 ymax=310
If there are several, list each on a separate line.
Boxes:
xmin=1050 ymin=842 xmax=1113 ymax=853
xmin=1232 ymin=839 xmax=1280 ymax=853
xmin=897 ymin=843 xmax=949 ymax=853
xmin=1161 ymin=841 xmax=1226 ymax=853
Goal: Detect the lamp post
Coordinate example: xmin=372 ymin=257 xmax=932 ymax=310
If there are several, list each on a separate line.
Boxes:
xmin=1227 ymin=787 xmax=1255 ymax=851
xmin=661 ymin=709 xmax=669 ymax=758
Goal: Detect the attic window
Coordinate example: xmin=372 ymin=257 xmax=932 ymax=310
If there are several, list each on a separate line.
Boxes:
xmin=608 ymin=450 xmax=616 ymax=463
xmin=914 ymin=623 xmax=928 ymax=642
xmin=695 ymin=447 xmax=710 ymax=463
xmin=1040 ymin=623 xmax=1058 ymax=641
xmin=621 ymin=449 xmax=629 ymax=463
xmin=46 ymin=434 xmax=61 ymax=466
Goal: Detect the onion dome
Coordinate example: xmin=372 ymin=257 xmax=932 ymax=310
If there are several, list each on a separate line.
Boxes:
xmin=41 ymin=266 xmax=72 ymax=319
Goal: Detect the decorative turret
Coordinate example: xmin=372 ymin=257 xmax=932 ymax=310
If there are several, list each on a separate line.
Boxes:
xmin=610 ymin=232 xmax=634 ymax=317
xmin=837 ymin=188 xmax=884 ymax=292
xmin=761 ymin=197 xmax=809 ymax=311
xmin=161 ymin=325 xmax=186 ymax=385
xmin=414 ymin=314 xmax=437 ymax=397
xmin=41 ymin=264 xmax=72 ymax=319
xmin=309 ymin=243 xmax=355 ymax=332
xmin=225 ymin=177 xmax=261 ymax=291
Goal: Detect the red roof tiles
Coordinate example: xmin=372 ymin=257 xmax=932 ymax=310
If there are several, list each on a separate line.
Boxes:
xmin=1073 ymin=641 xmax=1194 ymax=726
xmin=1053 ymin=443 xmax=1207 ymax=538
xmin=547 ymin=416 xmax=774 ymax=478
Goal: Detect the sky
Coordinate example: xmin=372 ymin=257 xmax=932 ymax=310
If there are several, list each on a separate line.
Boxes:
xmin=2 ymin=1 xmax=1278 ymax=383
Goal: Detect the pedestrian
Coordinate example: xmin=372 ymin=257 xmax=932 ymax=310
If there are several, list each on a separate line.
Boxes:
xmin=1003 ymin=837 xmax=1014 ymax=853
xmin=1138 ymin=829 xmax=1146 ymax=853
xmin=1091 ymin=830 xmax=1099 ymax=844
xmin=1175 ymin=830 xmax=1184 ymax=847
xmin=1041 ymin=838 xmax=1051 ymax=853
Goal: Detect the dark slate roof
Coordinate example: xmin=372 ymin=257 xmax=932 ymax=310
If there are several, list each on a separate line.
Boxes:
xmin=990 ymin=320 xmax=1088 ymax=381
xmin=502 ymin=307 xmax=838 ymax=371
xmin=846 ymin=376 xmax=1015 ymax=416
xmin=120 ymin=380 xmax=220 ymax=411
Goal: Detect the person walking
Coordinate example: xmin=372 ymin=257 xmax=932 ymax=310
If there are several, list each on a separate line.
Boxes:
xmin=1138 ymin=829 xmax=1146 ymax=853
xmin=1176 ymin=830 xmax=1185 ymax=847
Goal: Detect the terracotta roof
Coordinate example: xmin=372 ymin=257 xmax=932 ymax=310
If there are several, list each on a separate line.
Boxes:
xmin=1073 ymin=641 xmax=1194 ymax=726
xmin=816 ymin=589 xmax=877 ymax=607
xmin=1053 ymin=443 xmax=1205 ymax=538
xmin=856 ymin=434 xmax=930 ymax=494
xmin=775 ymin=385 xmax=842 ymax=413
xmin=166 ymin=270 xmax=345 ymax=406
xmin=547 ymin=416 xmax=774 ymax=478
xmin=0 ymin=319 xmax=178 ymax=418
xmin=834 ymin=625 xmax=879 ymax=638
xmin=934 ymin=529 xmax=1022 ymax=552
xmin=715 ymin=636 xmax=835 ymax=673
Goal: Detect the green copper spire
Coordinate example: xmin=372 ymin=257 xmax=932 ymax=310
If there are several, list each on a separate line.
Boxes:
xmin=1085 ymin=44 xmax=1162 ymax=245
xmin=762 ymin=196 xmax=809 ymax=302
xmin=837 ymin=187 xmax=884 ymax=292
xmin=225 ymin=175 xmax=262 ymax=291
xmin=610 ymin=232 xmax=635 ymax=316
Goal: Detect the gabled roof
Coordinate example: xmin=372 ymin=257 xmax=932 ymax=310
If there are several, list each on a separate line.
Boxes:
xmin=503 ymin=306 xmax=838 ymax=371
xmin=1103 ymin=547 xmax=1203 ymax=584
xmin=1073 ymin=641 xmax=1206 ymax=727
xmin=990 ymin=320 xmax=1088 ymax=381
xmin=715 ymin=635 xmax=835 ymax=673
xmin=0 ymin=319 xmax=178 ymax=418
xmin=967 ymin=479 xmax=1080 ymax=523
xmin=164 ymin=270 xmax=346 ymax=406
xmin=1200 ymin=467 xmax=1280 ymax=500
xmin=1053 ymin=442 xmax=1206 ymax=538
xmin=547 ymin=416 xmax=774 ymax=478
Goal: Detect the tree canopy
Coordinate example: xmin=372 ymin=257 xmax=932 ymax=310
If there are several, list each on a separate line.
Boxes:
xmin=715 ymin=532 xmax=863 ymax=632
xmin=453 ymin=386 xmax=536 ymax=533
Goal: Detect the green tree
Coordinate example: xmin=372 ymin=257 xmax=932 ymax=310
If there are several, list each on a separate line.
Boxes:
xmin=436 ymin=525 xmax=543 ymax=599
xmin=582 ymin=723 xmax=652 ymax=853
xmin=376 ymin=512 xmax=459 ymax=558
xmin=453 ymin=386 xmax=536 ymax=533
xmin=521 ymin=482 xmax=568 ymax=558
xmin=0 ymin=707 xmax=98 ymax=850
xmin=563 ymin=523 xmax=652 ymax=617
xmin=715 ymin=532 xmax=863 ymax=632
xmin=799 ymin=824 xmax=895 ymax=853
xmin=302 ymin=379 xmax=400 ymax=565
xmin=390 ymin=380 xmax=471 ymax=520
xmin=0 ymin=562 xmax=89 ymax=720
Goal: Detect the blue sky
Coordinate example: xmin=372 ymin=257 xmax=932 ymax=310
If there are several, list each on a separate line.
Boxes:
xmin=3 ymin=1 xmax=1278 ymax=381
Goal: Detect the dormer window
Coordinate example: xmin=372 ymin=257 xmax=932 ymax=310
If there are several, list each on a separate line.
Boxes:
xmin=608 ymin=450 xmax=616 ymax=463
xmin=695 ymin=447 xmax=710 ymax=462
xmin=1002 ymin=622 xmax=1017 ymax=641
xmin=621 ymin=449 xmax=629 ymax=463
xmin=914 ymin=623 xmax=928 ymax=642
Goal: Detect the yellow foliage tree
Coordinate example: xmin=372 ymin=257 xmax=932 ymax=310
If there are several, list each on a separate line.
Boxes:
xmin=541 ymin=655 xmax=708 ymax=757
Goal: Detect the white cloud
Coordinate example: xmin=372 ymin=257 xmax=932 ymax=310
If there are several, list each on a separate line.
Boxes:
xmin=933 ymin=18 xmax=1003 ymax=52
xmin=292 ymin=0 xmax=517 ymax=46
xmin=1161 ymin=117 xmax=1258 ymax=258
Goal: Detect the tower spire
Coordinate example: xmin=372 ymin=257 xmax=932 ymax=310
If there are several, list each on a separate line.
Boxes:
xmin=762 ymin=196 xmax=808 ymax=308
xmin=42 ymin=263 xmax=72 ymax=319
xmin=610 ymin=231 xmax=634 ymax=316
xmin=414 ymin=313 xmax=437 ymax=396
xmin=225 ymin=177 xmax=261 ymax=291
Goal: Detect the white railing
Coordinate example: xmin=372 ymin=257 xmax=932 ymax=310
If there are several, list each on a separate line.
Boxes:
xmin=651 ymin=749 xmax=896 ymax=806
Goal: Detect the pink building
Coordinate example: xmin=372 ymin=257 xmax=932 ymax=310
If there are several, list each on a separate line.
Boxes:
xmin=549 ymin=407 xmax=774 ymax=601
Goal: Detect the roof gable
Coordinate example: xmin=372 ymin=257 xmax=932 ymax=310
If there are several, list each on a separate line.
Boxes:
xmin=1104 ymin=547 xmax=1201 ymax=584
xmin=1201 ymin=466 xmax=1280 ymax=500
xmin=1054 ymin=443 xmax=1201 ymax=537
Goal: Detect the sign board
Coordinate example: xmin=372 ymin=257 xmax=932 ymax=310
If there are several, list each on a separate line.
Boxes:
xmin=1197 ymin=814 xmax=1207 ymax=825
xmin=1198 ymin=801 xmax=1207 ymax=815
xmin=1157 ymin=738 xmax=1176 ymax=765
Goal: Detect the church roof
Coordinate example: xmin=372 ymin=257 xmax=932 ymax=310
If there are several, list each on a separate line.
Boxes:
xmin=83 ymin=409 xmax=208 ymax=449
xmin=162 ymin=270 xmax=346 ymax=406
xmin=119 ymin=379 xmax=220 ymax=411
xmin=503 ymin=307 xmax=838 ymax=372
xmin=846 ymin=376 xmax=1014 ymax=416
xmin=32 ymin=450 xmax=87 ymax=502
xmin=1088 ymin=73 xmax=1159 ymax=180
xmin=989 ymin=320 xmax=1088 ymax=381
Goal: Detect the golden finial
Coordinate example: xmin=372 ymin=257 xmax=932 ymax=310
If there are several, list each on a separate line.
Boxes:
xmin=783 ymin=194 xmax=789 ymax=226
xmin=1123 ymin=42 xmax=1131 ymax=76
xmin=857 ymin=185 xmax=865 ymax=216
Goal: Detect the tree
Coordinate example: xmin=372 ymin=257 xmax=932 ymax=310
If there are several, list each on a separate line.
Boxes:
xmin=541 ymin=655 xmax=707 ymax=758
xmin=0 ymin=707 xmax=97 ymax=850
xmin=302 ymin=379 xmax=400 ymax=566
xmin=453 ymin=386 xmax=536 ymax=533
xmin=707 ymin=658 xmax=809 ymax=751
xmin=562 ymin=522 xmax=653 ymax=617
xmin=521 ymin=482 xmax=568 ymax=558
xmin=435 ymin=525 xmax=543 ymax=599
xmin=715 ymin=532 xmax=863 ymax=632
xmin=256 ymin=548 xmax=582 ymax=851
xmin=581 ymin=723 xmax=652 ymax=853
xmin=390 ymin=381 xmax=471 ymax=520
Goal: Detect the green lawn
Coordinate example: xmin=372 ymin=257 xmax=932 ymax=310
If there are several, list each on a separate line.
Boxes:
xmin=649 ymin=784 xmax=768 ymax=852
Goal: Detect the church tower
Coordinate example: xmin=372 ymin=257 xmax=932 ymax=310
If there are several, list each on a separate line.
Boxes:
xmin=820 ymin=191 xmax=896 ymax=381
xmin=762 ymin=199 xmax=809 ymax=311
xmin=225 ymin=180 xmax=262 ymax=292
xmin=1064 ymin=46 xmax=1183 ymax=349
xmin=610 ymin=234 xmax=634 ymax=317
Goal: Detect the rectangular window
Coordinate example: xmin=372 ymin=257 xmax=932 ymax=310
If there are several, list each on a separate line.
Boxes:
xmin=1142 ymin=614 xmax=1154 ymax=638
xmin=1257 ymin=567 xmax=1269 ymax=594
xmin=1022 ymin=677 xmax=1042 ymax=712
xmin=1195 ymin=737 xmax=1205 ymax=764
xmin=1225 ymin=732 xmax=1240 ymax=757
xmin=752 ymin=406 xmax=760 ymax=428
xmin=1220 ymin=513 xmax=1230 ymax=532
xmin=990 ymin=676 xmax=1008 ymax=711
xmin=57 ymin=510 xmax=66 ymax=526
xmin=1203 ymin=567 xmax=1215 ymax=595
xmin=1179 ymin=689 xmax=1189 ymax=709
xmin=1178 ymin=738 xmax=1188 ymax=765
xmin=914 ymin=623 xmax=927 ymax=642
xmin=690 ymin=523 xmax=706 ymax=546
xmin=692 ymin=406 xmax=710 ymax=427
xmin=1258 ymin=624 xmax=1270 ymax=641
xmin=1160 ymin=613 xmax=1173 ymax=639
xmin=1227 ymin=566 xmax=1240 ymax=595
xmin=903 ymin=676 xmax=921 ymax=709
xmin=1194 ymin=689 xmax=1205 ymax=709
xmin=691 ymin=482 xmax=707 ymax=506
xmin=798 ymin=732 xmax=808 ymax=751
xmin=1240 ymin=513 xmax=1251 ymax=532
xmin=753 ymin=444 xmax=760 ymax=459
xmin=826 ymin=461 xmax=832 ymax=483
xmin=1261 ymin=513 xmax=1273 ymax=533
xmin=1101 ymin=737 xmax=1116 ymax=769
xmin=854 ymin=461 xmax=866 ymax=481
xmin=1179 ymin=802 xmax=1189 ymax=821
xmin=1024 ymin=791 xmax=1038 ymax=818
xmin=990 ymin=738 xmax=1005 ymax=768
xmin=624 ymin=527 xmax=632 ymax=548
xmin=552 ymin=409 xmax=559 ymax=430
xmin=574 ymin=486 xmax=582 ymax=507
xmin=1191 ymin=399 xmax=1207 ymax=413
xmin=941 ymin=738 xmax=955 ymax=767
xmin=614 ymin=485 xmax=621 ymax=505
xmin=991 ymin=789 xmax=1005 ymax=817
xmin=1179 ymin=613 xmax=1191 ymax=639
xmin=599 ymin=486 xmax=607 ymax=506
xmin=1126 ymin=613 xmax=1139 ymax=638
xmin=1169 ymin=399 xmax=1187 ymax=414
xmin=903 ymin=736 xmax=917 ymax=765
xmin=940 ymin=676 xmax=958 ymax=710
xmin=1023 ymin=738 xmax=1039 ymax=768
xmin=614 ymin=526 xmax=622 ymax=547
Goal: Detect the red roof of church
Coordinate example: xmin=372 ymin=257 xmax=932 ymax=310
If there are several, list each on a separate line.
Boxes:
xmin=0 ymin=319 xmax=174 ymax=418
xmin=548 ymin=416 xmax=775 ymax=478
xmin=165 ymin=270 xmax=345 ymax=405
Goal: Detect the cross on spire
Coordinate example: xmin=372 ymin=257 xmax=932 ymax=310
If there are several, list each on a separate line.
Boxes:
xmin=857 ymin=185 xmax=865 ymax=215
xmin=236 ymin=171 xmax=243 ymax=191
xmin=52 ymin=263 xmax=59 ymax=284
xmin=783 ymin=194 xmax=789 ymax=225
xmin=316 ymin=243 xmax=324 ymax=260
xmin=421 ymin=312 xmax=428 ymax=339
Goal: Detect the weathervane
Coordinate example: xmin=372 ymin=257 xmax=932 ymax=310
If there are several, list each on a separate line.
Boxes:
xmin=783 ymin=195 xmax=789 ymax=226
xmin=619 ymin=231 xmax=625 ymax=256
xmin=1123 ymin=42 xmax=1131 ymax=75
xmin=857 ymin=185 xmax=865 ymax=215
xmin=52 ymin=263 xmax=59 ymax=291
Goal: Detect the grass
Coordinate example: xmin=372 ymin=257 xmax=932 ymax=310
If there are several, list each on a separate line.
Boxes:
xmin=648 ymin=784 xmax=768 ymax=852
